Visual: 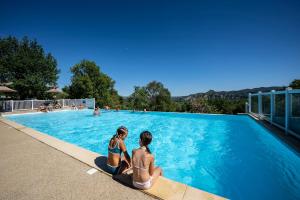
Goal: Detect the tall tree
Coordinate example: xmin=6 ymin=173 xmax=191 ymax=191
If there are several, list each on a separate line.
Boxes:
xmin=66 ymin=60 xmax=120 ymax=107
xmin=0 ymin=36 xmax=59 ymax=99
xmin=289 ymin=79 xmax=300 ymax=89
xmin=128 ymin=86 xmax=149 ymax=110
xmin=128 ymin=81 xmax=173 ymax=111
xmin=145 ymin=81 xmax=172 ymax=111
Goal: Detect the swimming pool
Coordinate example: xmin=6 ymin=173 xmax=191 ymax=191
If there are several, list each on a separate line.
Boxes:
xmin=6 ymin=110 xmax=300 ymax=200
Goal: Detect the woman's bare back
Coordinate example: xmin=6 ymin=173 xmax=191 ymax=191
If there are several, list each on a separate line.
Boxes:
xmin=132 ymin=148 xmax=153 ymax=182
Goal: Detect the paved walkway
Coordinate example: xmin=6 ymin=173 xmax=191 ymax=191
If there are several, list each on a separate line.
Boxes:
xmin=0 ymin=121 xmax=155 ymax=200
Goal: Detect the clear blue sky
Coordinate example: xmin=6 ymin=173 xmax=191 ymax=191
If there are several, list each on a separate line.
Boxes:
xmin=1 ymin=0 xmax=300 ymax=96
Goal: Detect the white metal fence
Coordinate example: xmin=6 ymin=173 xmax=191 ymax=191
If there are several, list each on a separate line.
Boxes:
xmin=0 ymin=98 xmax=95 ymax=112
xmin=246 ymin=88 xmax=300 ymax=139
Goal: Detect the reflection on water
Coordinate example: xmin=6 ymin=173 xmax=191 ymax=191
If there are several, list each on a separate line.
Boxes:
xmin=7 ymin=110 xmax=300 ymax=200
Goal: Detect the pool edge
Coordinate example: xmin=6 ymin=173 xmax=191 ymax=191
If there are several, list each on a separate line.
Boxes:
xmin=0 ymin=116 xmax=227 ymax=200
xmin=245 ymin=113 xmax=300 ymax=154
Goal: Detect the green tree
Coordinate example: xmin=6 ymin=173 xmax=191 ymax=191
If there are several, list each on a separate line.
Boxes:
xmin=289 ymin=79 xmax=300 ymax=89
xmin=66 ymin=60 xmax=120 ymax=107
xmin=145 ymin=81 xmax=172 ymax=111
xmin=128 ymin=86 xmax=149 ymax=110
xmin=128 ymin=81 xmax=173 ymax=111
xmin=0 ymin=36 xmax=59 ymax=99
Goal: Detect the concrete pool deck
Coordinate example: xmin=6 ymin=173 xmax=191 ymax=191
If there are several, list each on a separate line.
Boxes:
xmin=0 ymin=116 xmax=226 ymax=200
xmin=0 ymin=121 xmax=154 ymax=200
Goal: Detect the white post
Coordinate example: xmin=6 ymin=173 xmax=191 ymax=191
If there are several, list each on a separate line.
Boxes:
xmin=289 ymin=87 xmax=293 ymax=117
xmin=270 ymin=90 xmax=275 ymax=125
xmin=62 ymin=99 xmax=65 ymax=108
xmin=11 ymin=100 xmax=14 ymax=112
xmin=285 ymin=87 xmax=292 ymax=134
xmin=248 ymin=93 xmax=252 ymax=113
xmin=258 ymin=91 xmax=262 ymax=118
xmin=93 ymin=98 xmax=96 ymax=109
xmin=31 ymin=100 xmax=34 ymax=110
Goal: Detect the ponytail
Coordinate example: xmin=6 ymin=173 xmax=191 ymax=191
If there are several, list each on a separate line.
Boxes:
xmin=112 ymin=133 xmax=118 ymax=139
xmin=140 ymin=131 xmax=152 ymax=154
xmin=145 ymin=145 xmax=151 ymax=154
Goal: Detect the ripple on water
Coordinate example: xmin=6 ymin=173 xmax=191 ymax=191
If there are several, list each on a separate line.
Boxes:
xmin=6 ymin=110 xmax=300 ymax=200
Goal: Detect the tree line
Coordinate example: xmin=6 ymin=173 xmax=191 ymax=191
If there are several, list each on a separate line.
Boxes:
xmin=1 ymin=36 xmax=299 ymax=114
xmin=0 ymin=36 xmax=58 ymax=99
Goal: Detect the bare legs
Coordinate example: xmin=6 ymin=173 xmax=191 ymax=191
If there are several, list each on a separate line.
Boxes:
xmin=118 ymin=160 xmax=131 ymax=174
xmin=151 ymin=167 xmax=163 ymax=186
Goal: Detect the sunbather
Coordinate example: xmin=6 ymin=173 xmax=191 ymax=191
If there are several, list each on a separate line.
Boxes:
xmin=39 ymin=105 xmax=48 ymax=113
xmin=132 ymin=131 xmax=163 ymax=190
xmin=54 ymin=102 xmax=62 ymax=109
xmin=71 ymin=103 xmax=78 ymax=110
xmin=107 ymin=126 xmax=131 ymax=175
xmin=78 ymin=104 xmax=84 ymax=109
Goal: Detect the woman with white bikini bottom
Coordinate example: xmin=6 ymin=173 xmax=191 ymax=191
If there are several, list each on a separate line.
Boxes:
xmin=132 ymin=131 xmax=163 ymax=189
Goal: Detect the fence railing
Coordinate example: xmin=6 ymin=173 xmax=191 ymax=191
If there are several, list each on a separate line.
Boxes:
xmin=0 ymin=98 xmax=95 ymax=112
xmin=246 ymin=88 xmax=300 ymax=139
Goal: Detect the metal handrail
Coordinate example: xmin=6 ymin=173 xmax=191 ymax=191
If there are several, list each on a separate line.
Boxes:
xmin=246 ymin=88 xmax=300 ymax=139
xmin=0 ymin=98 xmax=95 ymax=112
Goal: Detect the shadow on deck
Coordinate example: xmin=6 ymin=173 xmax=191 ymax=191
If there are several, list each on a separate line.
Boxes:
xmin=94 ymin=156 xmax=134 ymax=188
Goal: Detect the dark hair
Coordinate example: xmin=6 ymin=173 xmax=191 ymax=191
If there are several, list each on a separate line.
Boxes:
xmin=117 ymin=126 xmax=128 ymax=135
xmin=111 ymin=126 xmax=128 ymax=141
xmin=140 ymin=131 xmax=152 ymax=153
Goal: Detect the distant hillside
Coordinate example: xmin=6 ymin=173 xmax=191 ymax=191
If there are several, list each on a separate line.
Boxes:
xmin=173 ymin=86 xmax=286 ymax=101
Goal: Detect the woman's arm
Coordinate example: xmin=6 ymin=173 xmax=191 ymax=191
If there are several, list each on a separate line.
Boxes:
xmin=149 ymin=155 xmax=155 ymax=176
xmin=119 ymin=140 xmax=131 ymax=164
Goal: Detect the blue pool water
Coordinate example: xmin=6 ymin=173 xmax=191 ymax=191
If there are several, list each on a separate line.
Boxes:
xmin=6 ymin=110 xmax=300 ymax=200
